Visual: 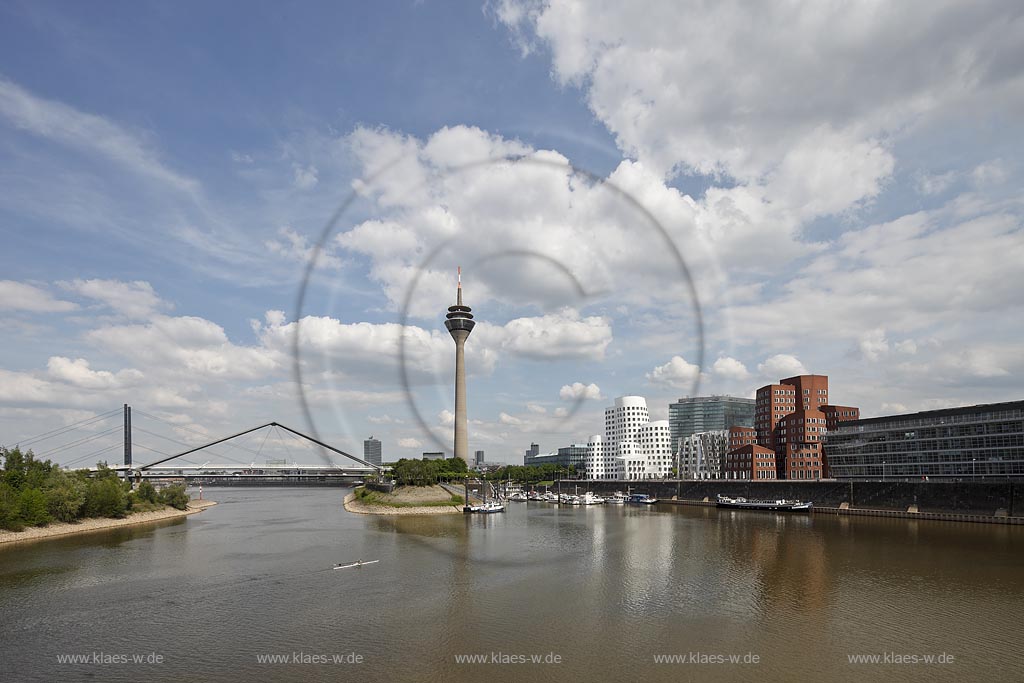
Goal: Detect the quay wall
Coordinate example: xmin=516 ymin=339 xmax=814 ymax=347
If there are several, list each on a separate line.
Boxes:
xmin=552 ymin=479 xmax=1022 ymax=518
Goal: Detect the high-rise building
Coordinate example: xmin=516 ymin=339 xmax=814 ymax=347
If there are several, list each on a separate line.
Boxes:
xmin=523 ymin=442 xmax=540 ymax=465
xmin=474 ymin=450 xmax=485 ymax=467
xmin=586 ymin=396 xmax=673 ymax=480
xmin=363 ymin=436 xmax=382 ymax=467
xmin=826 ymin=401 xmax=1024 ymax=480
xmin=669 ymin=396 xmax=755 ymax=451
xmin=444 ymin=267 xmax=475 ymax=463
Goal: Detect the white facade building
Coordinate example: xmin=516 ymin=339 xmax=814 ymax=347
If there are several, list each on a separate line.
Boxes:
xmin=586 ymin=396 xmax=674 ymax=480
xmin=677 ymin=430 xmax=728 ymax=479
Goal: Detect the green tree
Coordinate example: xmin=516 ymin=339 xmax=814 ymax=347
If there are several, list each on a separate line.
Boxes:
xmin=44 ymin=471 xmax=87 ymax=523
xmin=158 ymin=484 xmax=189 ymax=510
xmin=0 ymin=482 xmax=23 ymax=531
xmin=137 ymin=480 xmax=158 ymax=504
xmin=83 ymin=477 xmax=129 ymax=518
xmin=18 ymin=487 xmax=51 ymax=526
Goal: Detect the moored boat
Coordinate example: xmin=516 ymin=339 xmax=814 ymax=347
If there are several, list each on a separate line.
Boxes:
xmin=715 ymin=495 xmax=812 ymax=512
xmin=578 ymin=491 xmax=604 ymax=505
xmin=471 ymin=501 xmax=506 ymax=513
xmin=626 ymin=493 xmax=658 ymax=505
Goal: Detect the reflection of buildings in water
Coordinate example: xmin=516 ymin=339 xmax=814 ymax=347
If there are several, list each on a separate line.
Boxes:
xmin=618 ymin=509 xmax=676 ymax=613
xmin=715 ymin=511 xmax=832 ymax=615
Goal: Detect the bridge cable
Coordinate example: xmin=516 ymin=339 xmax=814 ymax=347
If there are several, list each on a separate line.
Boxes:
xmin=15 ymin=409 xmax=121 ymax=447
xmin=131 ymin=425 xmax=254 ymax=467
xmin=60 ymin=442 xmax=126 ymax=469
xmin=37 ymin=426 xmax=124 ymax=458
xmin=132 ymin=409 xmax=273 ymax=461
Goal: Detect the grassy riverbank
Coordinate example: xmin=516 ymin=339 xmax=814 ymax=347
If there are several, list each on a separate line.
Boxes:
xmin=0 ymin=499 xmax=217 ymax=547
xmin=344 ymin=485 xmax=464 ymax=515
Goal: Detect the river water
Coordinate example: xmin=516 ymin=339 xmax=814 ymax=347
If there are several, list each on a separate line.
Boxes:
xmin=1 ymin=487 xmax=1022 ymax=683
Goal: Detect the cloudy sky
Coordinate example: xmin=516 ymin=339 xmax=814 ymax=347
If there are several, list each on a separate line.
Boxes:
xmin=1 ymin=1 xmax=1022 ymax=466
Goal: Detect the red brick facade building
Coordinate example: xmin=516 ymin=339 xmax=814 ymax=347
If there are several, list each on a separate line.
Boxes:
xmin=730 ymin=374 xmax=859 ymax=480
xmin=722 ymin=443 xmax=777 ymax=479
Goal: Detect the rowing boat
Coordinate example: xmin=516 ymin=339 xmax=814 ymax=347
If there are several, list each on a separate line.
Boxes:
xmin=333 ymin=560 xmax=380 ymax=569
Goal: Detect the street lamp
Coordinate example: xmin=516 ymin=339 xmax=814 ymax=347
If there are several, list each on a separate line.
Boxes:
xmin=882 ymin=460 xmax=886 ymax=482
xmin=972 ymin=457 xmax=977 ymax=479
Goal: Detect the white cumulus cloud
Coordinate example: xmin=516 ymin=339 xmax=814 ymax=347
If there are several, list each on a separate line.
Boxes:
xmin=559 ymin=382 xmax=602 ymax=401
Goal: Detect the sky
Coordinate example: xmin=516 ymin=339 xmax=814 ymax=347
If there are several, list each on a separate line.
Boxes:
xmin=1 ymin=0 xmax=1022 ymax=467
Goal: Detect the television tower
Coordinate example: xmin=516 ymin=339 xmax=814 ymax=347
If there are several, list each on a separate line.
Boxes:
xmin=445 ymin=267 xmax=475 ymax=463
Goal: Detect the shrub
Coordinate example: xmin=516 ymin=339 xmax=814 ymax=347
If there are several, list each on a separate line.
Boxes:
xmin=158 ymin=484 xmax=190 ymax=510
xmin=137 ymin=480 xmax=158 ymax=504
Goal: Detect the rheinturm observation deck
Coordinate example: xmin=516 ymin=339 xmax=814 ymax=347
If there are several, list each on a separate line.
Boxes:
xmin=445 ymin=267 xmax=475 ymax=463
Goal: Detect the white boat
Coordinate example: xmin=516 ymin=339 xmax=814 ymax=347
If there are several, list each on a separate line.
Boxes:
xmin=333 ymin=560 xmax=380 ymax=569
xmin=471 ymin=501 xmax=506 ymax=513
xmin=508 ymin=491 xmax=529 ymax=502
xmin=606 ymin=491 xmax=627 ymax=504
xmin=578 ymin=491 xmax=605 ymax=505
xmin=527 ymin=491 xmax=542 ymax=501
xmin=542 ymin=492 xmax=559 ymax=502
xmin=564 ymin=494 xmax=581 ymax=505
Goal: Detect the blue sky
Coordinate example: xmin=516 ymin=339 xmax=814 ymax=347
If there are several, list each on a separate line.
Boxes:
xmin=2 ymin=1 xmax=1022 ymax=466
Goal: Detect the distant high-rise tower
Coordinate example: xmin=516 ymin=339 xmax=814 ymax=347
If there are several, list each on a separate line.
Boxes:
xmin=363 ymin=436 xmax=382 ymax=467
xmin=445 ymin=267 xmax=475 ymax=463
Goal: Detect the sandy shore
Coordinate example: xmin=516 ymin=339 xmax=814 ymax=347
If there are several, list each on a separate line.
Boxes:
xmin=344 ymin=491 xmax=463 ymax=516
xmin=0 ymin=498 xmax=218 ymax=547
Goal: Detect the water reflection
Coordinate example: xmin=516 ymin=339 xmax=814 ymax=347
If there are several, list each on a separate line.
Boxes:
xmin=1 ymin=489 xmax=1023 ymax=683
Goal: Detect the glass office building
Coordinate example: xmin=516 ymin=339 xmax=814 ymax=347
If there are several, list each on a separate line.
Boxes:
xmin=826 ymin=401 xmax=1024 ymax=480
xmin=669 ymin=395 xmax=755 ymax=453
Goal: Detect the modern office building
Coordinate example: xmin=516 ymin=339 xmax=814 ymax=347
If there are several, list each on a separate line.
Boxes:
xmin=523 ymin=442 xmax=540 ymax=465
xmin=826 ymin=401 xmax=1024 ymax=480
xmin=363 ymin=436 xmax=382 ymax=467
xmin=586 ymin=396 xmax=673 ymax=480
xmin=669 ymin=395 xmax=755 ymax=450
xmin=524 ymin=443 xmax=588 ymax=473
xmin=474 ymin=450 xmax=485 ymax=467
xmin=677 ymin=430 xmax=728 ymax=479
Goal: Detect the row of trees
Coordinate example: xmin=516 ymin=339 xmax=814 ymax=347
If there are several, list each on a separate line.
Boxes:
xmin=0 ymin=447 xmax=189 ymax=532
xmin=384 ymin=459 xmax=581 ymax=487
xmin=389 ymin=456 xmax=468 ymax=486
xmin=482 ymin=463 xmax=576 ymax=483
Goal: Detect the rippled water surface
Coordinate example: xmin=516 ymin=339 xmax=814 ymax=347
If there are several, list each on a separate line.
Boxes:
xmin=2 ymin=487 xmax=1022 ymax=682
